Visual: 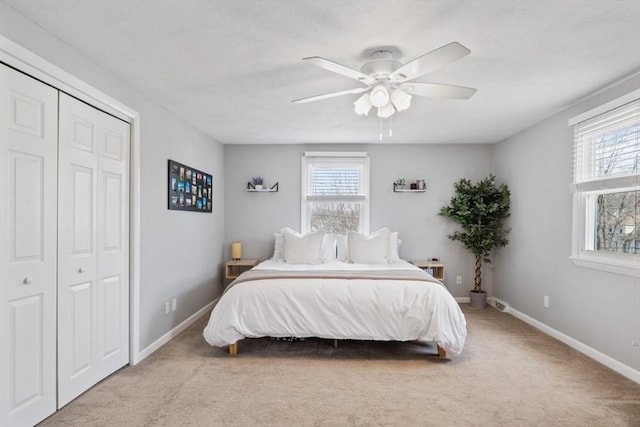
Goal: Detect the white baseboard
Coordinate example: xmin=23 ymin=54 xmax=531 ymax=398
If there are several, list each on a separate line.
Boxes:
xmin=488 ymin=297 xmax=639 ymax=384
xmin=132 ymin=299 xmax=217 ymax=365
xmin=455 ymin=297 xmax=470 ymax=303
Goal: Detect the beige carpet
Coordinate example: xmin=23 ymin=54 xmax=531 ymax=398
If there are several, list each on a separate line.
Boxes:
xmin=40 ymin=305 xmax=640 ymax=426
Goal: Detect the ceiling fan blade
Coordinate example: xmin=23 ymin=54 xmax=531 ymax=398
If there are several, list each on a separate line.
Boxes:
xmin=390 ymin=42 xmax=471 ymax=82
xmin=398 ymin=82 xmax=477 ymax=99
xmin=304 ymin=57 xmax=376 ymax=86
xmin=292 ymin=87 xmax=370 ymax=104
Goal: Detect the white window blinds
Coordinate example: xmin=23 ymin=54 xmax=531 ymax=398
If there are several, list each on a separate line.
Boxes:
xmin=572 ymin=96 xmax=639 ymax=190
xmin=310 ymin=167 xmax=361 ymax=196
xmin=304 ymin=157 xmax=367 ymax=201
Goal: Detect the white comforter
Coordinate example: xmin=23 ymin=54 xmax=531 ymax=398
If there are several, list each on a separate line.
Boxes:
xmin=203 ymin=260 xmax=467 ymax=355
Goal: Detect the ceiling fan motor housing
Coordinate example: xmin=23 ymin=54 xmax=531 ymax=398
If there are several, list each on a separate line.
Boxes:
xmin=360 ymin=58 xmax=402 ymax=80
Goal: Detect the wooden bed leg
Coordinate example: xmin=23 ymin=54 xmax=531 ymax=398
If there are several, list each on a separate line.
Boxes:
xmin=437 ymin=345 xmax=447 ymax=359
xmin=229 ymin=342 xmax=238 ymax=356
xmin=333 ymin=339 xmax=338 ymax=349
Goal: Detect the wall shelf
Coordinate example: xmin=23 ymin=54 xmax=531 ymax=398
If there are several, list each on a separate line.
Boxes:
xmin=394 ymin=181 xmax=426 ymax=192
xmin=246 ymin=182 xmax=278 ymax=192
xmin=394 ymin=188 xmax=426 ymax=193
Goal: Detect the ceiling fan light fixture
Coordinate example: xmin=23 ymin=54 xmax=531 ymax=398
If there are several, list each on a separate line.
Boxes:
xmin=369 ymin=85 xmax=390 ymax=108
xmin=377 ymin=102 xmax=395 ymax=119
xmin=390 ymin=89 xmax=412 ymax=112
xmin=354 ymin=93 xmax=373 ymax=115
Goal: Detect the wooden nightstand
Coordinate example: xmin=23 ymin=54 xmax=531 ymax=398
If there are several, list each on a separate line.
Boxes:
xmin=225 ymin=259 xmax=259 ymax=281
xmin=411 ymin=260 xmax=445 ymax=281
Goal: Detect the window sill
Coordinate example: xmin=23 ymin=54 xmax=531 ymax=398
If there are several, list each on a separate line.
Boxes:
xmin=570 ymin=254 xmax=640 ymax=278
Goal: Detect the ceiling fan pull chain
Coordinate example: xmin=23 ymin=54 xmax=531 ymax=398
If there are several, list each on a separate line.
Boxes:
xmin=389 ymin=115 xmax=393 ymax=137
xmin=379 ymin=117 xmax=383 ymax=141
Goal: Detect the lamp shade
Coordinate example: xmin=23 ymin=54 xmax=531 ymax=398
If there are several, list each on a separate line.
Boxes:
xmin=231 ymin=241 xmax=242 ymax=260
xmin=354 ymin=93 xmax=372 ymax=115
xmin=390 ymin=89 xmax=412 ymax=111
xmin=377 ymin=102 xmax=395 ymax=118
xmin=369 ymin=85 xmax=390 ymax=108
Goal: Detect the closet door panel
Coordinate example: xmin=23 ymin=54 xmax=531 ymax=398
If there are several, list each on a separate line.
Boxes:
xmin=57 ymin=94 xmax=99 ymax=407
xmin=96 ymin=112 xmax=129 ymax=372
xmin=58 ymin=93 xmax=129 ymax=408
xmin=0 ymin=65 xmax=58 ymax=427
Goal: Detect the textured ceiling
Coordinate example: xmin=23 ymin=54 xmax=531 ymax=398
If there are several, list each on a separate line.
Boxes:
xmin=5 ymin=0 xmax=640 ymax=144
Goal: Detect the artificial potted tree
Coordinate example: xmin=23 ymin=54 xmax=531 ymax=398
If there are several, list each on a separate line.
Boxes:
xmin=439 ymin=175 xmax=510 ymax=308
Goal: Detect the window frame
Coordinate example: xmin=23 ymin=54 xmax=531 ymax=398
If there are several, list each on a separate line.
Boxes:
xmin=300 ymin=152 xmax=370 ymax=234
xmin=569 ymin=89 xmax=640 ymax=278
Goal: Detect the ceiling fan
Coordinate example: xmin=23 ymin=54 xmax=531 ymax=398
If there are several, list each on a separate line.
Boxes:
xmin=292 ymin=42 xmax=477 ymax=119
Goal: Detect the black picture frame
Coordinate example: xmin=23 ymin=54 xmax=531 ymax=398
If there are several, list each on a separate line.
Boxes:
xmin=168 ymin=159 xmax=213 ymax=212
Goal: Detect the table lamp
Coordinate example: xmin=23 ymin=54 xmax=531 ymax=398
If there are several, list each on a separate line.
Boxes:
xmin=231 ymin=241 xmax=242 ymax=261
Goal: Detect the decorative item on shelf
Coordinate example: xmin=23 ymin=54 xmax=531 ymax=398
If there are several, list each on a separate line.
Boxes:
xmin=410 ymin=182 xmax=418 ymax=190
xmin=231 ymin=241 xmax=242 ymax=261
xmin=251 ymin=176 xmax=264 ymax=190
xmin=394 ymin=178 xmax=406 ymax=190
xmin=416 ymin=179 xmax=426 ymax=190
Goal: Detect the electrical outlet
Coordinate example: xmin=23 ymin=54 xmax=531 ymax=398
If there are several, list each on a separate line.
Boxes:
xmin=172 ymin=298 xmax=177 ymax=312
xmin=456 ymin=275 xmax=462 ymax=285
xmin=164 ymin=302 xmax=170 ymax=315
xmin=543 ymin=295 xmax=549 ymax=308
xmin=632 ymin=340 xmax=639 ymax=348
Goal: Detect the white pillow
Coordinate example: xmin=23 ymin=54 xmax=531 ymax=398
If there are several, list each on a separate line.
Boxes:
xmin=273 ymin=228 xmax=335 ymax=262
xmin=321 ymin=234 xmax=337 ymax=262
xmin=335 ymin=234 xmax=348 ymax=262
xmin=389 ymin=232 xmax=402 ymax=261
xmin=348 ymin=228 xmax=391 ymax=264
xmin=282 ymin=229 xmax=325 ymax=264
xmin=272 ymin=232 xmax=284 ymax=260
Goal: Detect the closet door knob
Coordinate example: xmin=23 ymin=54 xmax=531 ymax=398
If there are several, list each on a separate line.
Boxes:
xmin=78 ymin=267 xmax=86 ymax=273
xmin=22 ymin=277 xmax=33 ymax=285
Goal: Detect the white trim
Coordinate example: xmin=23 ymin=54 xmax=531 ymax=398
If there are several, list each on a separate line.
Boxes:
xmin=455 ymin=296 xmax=470 ymax=303
xmin=488 ymin=298 xmax=639 ymax=384
xmin=0 ymin=35 xmax=143 ymax=365
xmin=129 ymin=112 xmax=142 ymax=364
xmin=0 ymin=34 xmax=132 ymax=122
xmin=305 ymin=195 xmax=367 ymax=202
xmin=133 ymin=300 xmax=216 ymax=364
xmin=570 ymin=255 xmax=640 ymax=278
xmin=568 ymin=88 xmax=640 ymax=126
xmin=571 ymin=175 xmax=640 ymax=193
xmin=304 ymin=151 xmax=367 ymax=157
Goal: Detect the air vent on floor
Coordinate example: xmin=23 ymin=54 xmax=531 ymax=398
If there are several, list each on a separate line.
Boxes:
xmin=494 ymin=301 xmax=507 ymax=312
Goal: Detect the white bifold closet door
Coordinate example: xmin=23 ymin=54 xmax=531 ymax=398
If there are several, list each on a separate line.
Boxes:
xmin=0 ymin=63 xmax=59 ymax=427
xmin=57 ymin=93 xmax=130 ymax=407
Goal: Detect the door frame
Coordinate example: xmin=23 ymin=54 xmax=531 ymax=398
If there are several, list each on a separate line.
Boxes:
xmin=0 ymin=34 xmax=143 ymax=364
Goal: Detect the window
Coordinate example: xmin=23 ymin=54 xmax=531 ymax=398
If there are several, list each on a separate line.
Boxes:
xmin=301 ymin=152 xmax=370 ymax=234
xmin=569 ymin=89 xmax=639 ymax=276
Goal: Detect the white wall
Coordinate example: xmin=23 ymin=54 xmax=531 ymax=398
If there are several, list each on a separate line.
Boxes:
xmin=493 ymin=74 xmax=640 ymax=372
xmin=0 ymin=3 xmax=225 ymax=352
xmin=224 ymin=143 xmax=495 ymax=298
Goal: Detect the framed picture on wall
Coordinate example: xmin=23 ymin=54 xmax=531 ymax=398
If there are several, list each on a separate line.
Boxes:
xmin=168 ymin=159 xmax=213 ymax=212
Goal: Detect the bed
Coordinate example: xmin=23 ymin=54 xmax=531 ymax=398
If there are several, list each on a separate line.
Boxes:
xmin=203 ymin=228 xmax=467 ymax=358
